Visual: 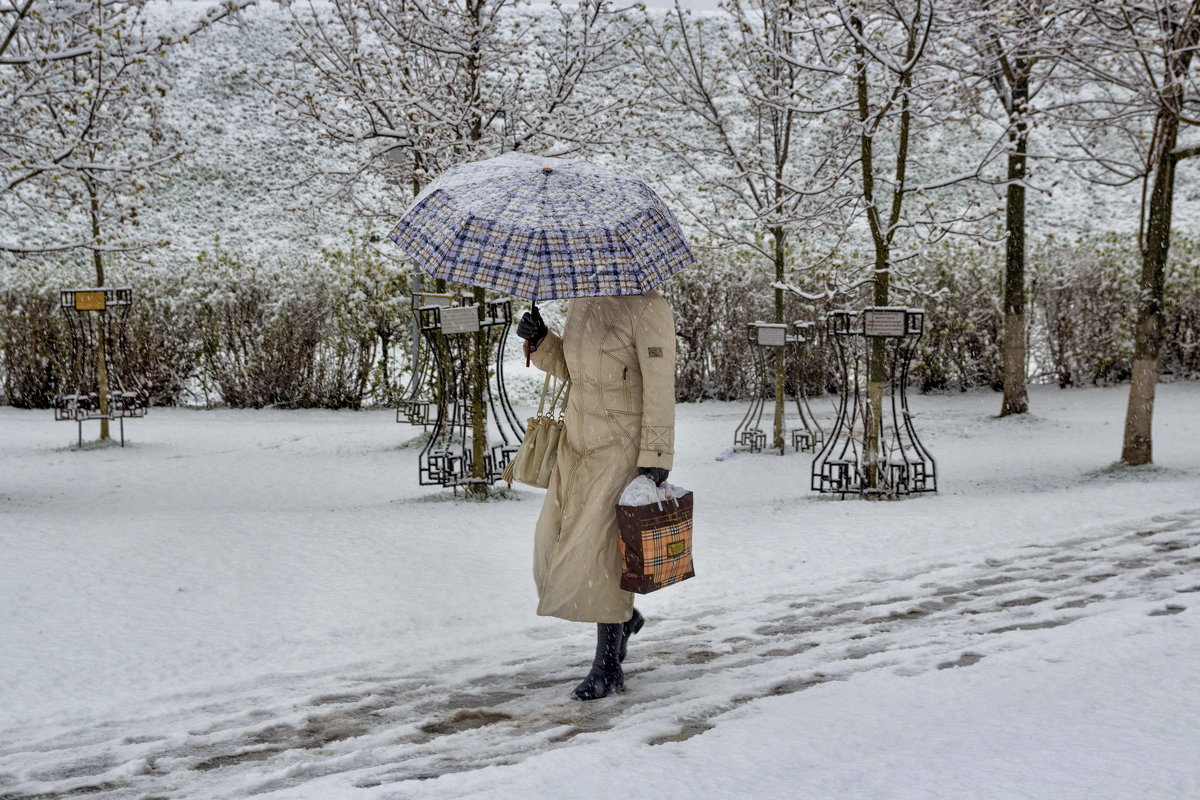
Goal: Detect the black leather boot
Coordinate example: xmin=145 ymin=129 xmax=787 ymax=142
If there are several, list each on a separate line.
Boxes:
xmin=571 ymin=623 xmax=625 ymax=701
xmin=618 ymin=607 xmax=644 ymax=663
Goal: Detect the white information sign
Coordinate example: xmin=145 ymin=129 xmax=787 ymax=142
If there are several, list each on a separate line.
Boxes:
xmin=755 ymin=323 xmax=788 ymax=347
xmin=863 ymin=309 xmax=907 ymax=338
xmin=439 ymin=305 xmax=481 ymax=334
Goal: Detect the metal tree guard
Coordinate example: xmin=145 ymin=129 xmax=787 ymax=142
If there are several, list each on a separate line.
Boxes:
xmin=54 ymin=287 xmax=148 ymax=446
xmin=397 ymin=292 xmax=453 ymax=428
xmin=733 ymin=321 xmax=825 ymax=455
xmin=414 ymin=296 xmax=524 ymax=489
xmin=811 ymin=307 xmax=937 ymax=497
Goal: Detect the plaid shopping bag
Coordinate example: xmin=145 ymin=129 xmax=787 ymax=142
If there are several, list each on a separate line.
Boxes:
xmin=616 ymin=492 xmax=695 ymax=594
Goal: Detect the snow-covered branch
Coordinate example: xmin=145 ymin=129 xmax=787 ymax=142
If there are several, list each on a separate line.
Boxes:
xmin=256 ymin=0 xmax=636 ymax=224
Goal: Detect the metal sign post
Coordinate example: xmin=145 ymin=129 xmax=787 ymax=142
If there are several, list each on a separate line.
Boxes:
xmin=412 ymin=297 xmax=524 ymax=490
xmin=811 ymin=307 xmax=937 ymax=497
xmin=733 ymin=321 xmax=826 ymax=455
xmin=54 ymin=287 xmax=148 ymax=446
xmin=397 ymin=292 xmax=454 ymax=427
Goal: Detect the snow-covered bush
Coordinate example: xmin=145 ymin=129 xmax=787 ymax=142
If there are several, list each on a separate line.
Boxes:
xmin=662 ymin=247 xmax=834 ymax=401
xmin=913 ymin=244 xmax=1005 ymax=393
xmin=1163 ymin=237 xmax=1200 ymax=380
xmin=0 ymin=243 xmax=414 ymax=409
xmin=2 ymin=235 xmax=1198 ymax=407
xmin=0 ymin=278 xmax=65 ymax=409
xmin=190 ymin=244 xmax=411 ymax=409
xmin=662 ymin=249 xmax=769 ymax=401
xmin=1032 ymin=235 xmax=1140 ymax=387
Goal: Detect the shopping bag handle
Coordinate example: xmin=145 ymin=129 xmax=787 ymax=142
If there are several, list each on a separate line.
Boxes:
xmin=654 ymin=487 xmax=680 ymax=512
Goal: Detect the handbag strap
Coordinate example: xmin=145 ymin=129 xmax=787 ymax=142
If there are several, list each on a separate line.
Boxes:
xmin=555 ymin=380 xmax=571 ymax=418
xmin=536 ymin=373 xmax=553 ymax=416
xmin=547 ymin=378 xmax=570 ymax=417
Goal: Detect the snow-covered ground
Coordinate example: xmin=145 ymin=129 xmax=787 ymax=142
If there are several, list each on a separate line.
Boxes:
xmin=1 ymin=384 xmax=1198 ymax=799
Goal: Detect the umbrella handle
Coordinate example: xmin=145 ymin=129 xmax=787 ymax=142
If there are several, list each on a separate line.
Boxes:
xmin=524 ymin=302 xmax=539 ymax=367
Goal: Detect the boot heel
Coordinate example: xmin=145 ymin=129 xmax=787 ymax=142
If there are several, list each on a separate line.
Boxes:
xmin=618 ymin=608 xmax=644 ymax=664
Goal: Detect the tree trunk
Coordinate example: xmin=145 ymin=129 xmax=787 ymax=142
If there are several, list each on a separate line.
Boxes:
xmin=1122 ymin=108 xmax=1179 ymax=465
xmin=470 ymin=286 xmax=488 ymax=495
xmin=1119 ymin=2 xmax=1200 ymax=464
xmin=1000 ymin=64 xmax=1029 ymax=417
xmin=852 ymin=22 xmax=883 ymax=490
xmin=865 ymin=271 xmax=889 ymax=489
xmin=852 ymin=11 xmax=912 ymax=492
xmin=772 ymin=225 xmax=785 ymax=452
xmin=378 ymin=330 xmax=391 ymax=403
xmin=464 ymin=0 xmax=488 ymax=496
xmin=90 ymin=186 xmax=110 ymax=442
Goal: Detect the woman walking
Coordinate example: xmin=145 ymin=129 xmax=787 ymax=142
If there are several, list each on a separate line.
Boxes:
xmin=516 ymin=290 xmax=676 ymax=700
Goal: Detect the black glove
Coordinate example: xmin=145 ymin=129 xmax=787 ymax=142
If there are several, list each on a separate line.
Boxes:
xmin=516 ymin=306 xmax=548 ymax=345
xmin=639 ymin=467 xmax=669 ymax=486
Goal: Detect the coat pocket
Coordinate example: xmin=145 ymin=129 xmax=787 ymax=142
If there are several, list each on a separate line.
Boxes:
xmin=600 ymin=323 xmax=638 ymax=411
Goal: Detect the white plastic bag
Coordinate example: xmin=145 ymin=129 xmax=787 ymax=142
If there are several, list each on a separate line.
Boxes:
xmin=618 ymin=474 xmax=691 ymax=508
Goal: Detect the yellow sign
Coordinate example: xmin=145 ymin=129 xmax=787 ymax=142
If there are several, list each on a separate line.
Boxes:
xmin=414 ymin=293 xmax=454 ymax=308
xmin=74 ymin=291 xmax=106 ymax=311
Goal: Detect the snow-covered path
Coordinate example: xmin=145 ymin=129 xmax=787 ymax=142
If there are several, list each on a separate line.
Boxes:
xmin=2 ymin=508 xmax=1197 ymax=799
xmin=2 ymin=384 xmax=1199 ymax=798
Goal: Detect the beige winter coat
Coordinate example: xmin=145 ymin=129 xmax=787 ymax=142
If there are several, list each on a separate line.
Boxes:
xmin=529 ymin=289 xmax=676 ymax=623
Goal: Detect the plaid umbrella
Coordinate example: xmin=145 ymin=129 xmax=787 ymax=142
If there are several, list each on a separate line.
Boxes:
xmin=386 ymin=152 xmax=695 ymax=301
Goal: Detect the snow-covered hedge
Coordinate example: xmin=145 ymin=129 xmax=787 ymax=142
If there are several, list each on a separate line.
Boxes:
xmin=1 ymin=236 xmax=1197 ymax=408
xmin=666 ymin=236 xmax=1200 ymax=401
xmin=0 ymin=243 xmax=414 ymax=409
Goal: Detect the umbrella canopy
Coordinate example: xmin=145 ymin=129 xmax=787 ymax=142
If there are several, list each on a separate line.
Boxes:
xmin=386 ymin=152 xmax=695 ymax=301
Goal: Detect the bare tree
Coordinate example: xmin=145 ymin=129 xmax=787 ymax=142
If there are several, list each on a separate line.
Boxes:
xmin=1 ymin=0 xmax=252 ymax=440
xmin=727 ymin=0 xmax=1003 ymax=492
xmin=632 ymin=0 xmax=854 ymax=450
xmin=795 ymin=0 xmax=987 ymax=488
xmin=1 ymin=0 xmax=254 ymax=251
xmin=261 ymin=0 xmax=632 ymax=492
xmin=260 ymin=0 xmax=632 ymax=221
xmin=1059 ymin=0 xmax=1200 ymax=465
xmin=944 ymin=0 xmax=1071 ymax=417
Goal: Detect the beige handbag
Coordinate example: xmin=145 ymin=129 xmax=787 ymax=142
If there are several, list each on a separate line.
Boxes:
xmin=502 ymin=374 xmax=571 ymax=488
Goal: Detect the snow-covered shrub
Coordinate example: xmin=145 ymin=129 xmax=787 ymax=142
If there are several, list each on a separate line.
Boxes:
xmin=913 ymin=244 xmax=1004 ymax=393
xmin=3 ymin=234 xmax=1198 ymax=407
xmin=1163 ymin=237 xmax=1200 ymax=380
xmin=1031 ymin=235 xmax=1138 ymax=387
xmin=0 ymin=258 xmax=207 ymax=407
xmin=0 ymin=276 xmax=66 ymax=408
xmin=121 ymin=268 xmax=203 ymax=406
xmin=192 ymin=250 xmax=325 ymax=408
xmin=190 ymin=244 xmax=411 ymax=409
xmin=662 ymin=248 xmax=834 ymax=401
xmin=662 ymin=249 xmax=769 ymax=401
xmin=0 ymin=243 xmax=414 ymax=409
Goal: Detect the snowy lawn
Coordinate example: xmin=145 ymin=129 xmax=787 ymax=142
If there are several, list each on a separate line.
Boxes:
xmin=1 ymin=384 xmax=1198 ymax=799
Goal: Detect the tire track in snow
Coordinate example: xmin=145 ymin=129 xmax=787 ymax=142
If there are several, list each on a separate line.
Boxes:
xmin=1 ymin=511 xmax=1196 ymax=799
